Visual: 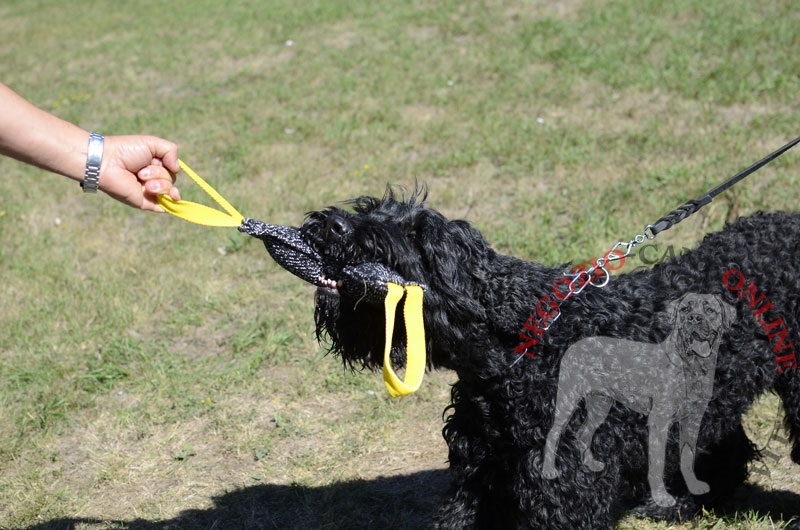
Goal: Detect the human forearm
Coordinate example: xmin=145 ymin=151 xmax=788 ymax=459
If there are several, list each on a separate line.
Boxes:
xmin=0 ymin=82 xmax=89 ymax=181
xmin=0 ymin=82 xmax=181 ymax=211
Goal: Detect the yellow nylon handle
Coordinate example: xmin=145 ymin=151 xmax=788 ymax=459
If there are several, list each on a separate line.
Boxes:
xmin=157 ymin=160 xmax=245 ymax=227
xmin=383 ymin=283 xmax=426 ymax=397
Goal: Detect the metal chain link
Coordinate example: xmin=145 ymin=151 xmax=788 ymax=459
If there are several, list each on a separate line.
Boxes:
xmin=510 ymin=227 xmax=656 ymax=366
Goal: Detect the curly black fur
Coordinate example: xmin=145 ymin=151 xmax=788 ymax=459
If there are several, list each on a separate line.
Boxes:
xmin=299 ymin=188 xmax=800 ymax=529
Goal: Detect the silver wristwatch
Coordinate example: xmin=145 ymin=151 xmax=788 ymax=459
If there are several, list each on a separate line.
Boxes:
xmin=80 ymin=132 xmax=104 ymax=193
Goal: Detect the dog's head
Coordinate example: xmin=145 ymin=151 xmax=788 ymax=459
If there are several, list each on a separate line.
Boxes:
xmin=242 ymin=187 xmax=495 ymax=372
xmin=669 ymin=293 xmax=735 ymax=358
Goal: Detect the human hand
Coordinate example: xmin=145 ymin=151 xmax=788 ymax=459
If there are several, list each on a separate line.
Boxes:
xmin=99 ymin=135 xmax=181 ymax=212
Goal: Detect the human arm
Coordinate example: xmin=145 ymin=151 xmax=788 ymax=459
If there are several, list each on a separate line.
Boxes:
xmin=0 ymin=82 xmax=180 ymax=212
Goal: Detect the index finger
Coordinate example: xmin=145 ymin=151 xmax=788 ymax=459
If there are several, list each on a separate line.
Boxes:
xmin=145 ymin=137 xmax=180 ymax=174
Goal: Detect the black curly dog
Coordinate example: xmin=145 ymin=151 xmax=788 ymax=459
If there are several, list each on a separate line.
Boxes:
xmin=296 ymin=189 xmax=800 ymax=529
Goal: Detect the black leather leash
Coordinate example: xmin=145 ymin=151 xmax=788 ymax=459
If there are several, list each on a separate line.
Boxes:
xmin=648 ymin=135 xmax=800 ymax=236
xmin=513 ymin=135 xmax=800 ymax=365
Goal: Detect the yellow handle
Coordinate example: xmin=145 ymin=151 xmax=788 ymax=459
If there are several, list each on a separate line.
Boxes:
xmin=157 ymin=160 xmax=244 ymax=227
xmin=383 ymin=283 xmax=426 ymax=397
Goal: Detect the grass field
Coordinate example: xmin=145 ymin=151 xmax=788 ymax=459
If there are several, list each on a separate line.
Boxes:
xmin=1 ymin=0 xmax=799 ymax=528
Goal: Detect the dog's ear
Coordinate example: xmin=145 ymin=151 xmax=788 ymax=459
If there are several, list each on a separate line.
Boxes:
xmin=408 ymin=208 xmax=494 ymax=346
xmin=667 ymin=297 xmax=683 ymax=326
xmin=412 ymin=210 xmax=490 ymax=291
xmin=667 ymin=297 xmax=691 ymax=354
xmin=717 ymin=298 xmax=736 ymax=329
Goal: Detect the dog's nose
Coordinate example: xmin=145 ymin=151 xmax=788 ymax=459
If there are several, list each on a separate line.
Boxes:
xmin=324 ymin=214 xmax=351 ymax=240
xmin=687 ymin=313 xmax=704 ymax=324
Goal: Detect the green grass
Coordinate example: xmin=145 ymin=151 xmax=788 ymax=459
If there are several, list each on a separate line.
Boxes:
xmin=1 ymin=0 xmax=799 ymax=528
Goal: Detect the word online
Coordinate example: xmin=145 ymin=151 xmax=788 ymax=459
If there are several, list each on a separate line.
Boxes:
xmin=722 ymin=268 xmax=798 ymax=373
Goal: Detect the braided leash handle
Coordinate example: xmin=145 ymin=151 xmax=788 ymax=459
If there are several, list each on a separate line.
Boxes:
xmin=648 ymin=196 xmax=712 ymax=236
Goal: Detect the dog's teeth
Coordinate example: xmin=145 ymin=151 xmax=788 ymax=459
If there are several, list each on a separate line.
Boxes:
xmin=318 ymin=275 xmax=339 ymax=289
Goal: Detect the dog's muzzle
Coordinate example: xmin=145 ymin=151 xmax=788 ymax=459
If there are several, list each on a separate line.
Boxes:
xmin=239 ymin=218 xmax=422 ymax=302
xmin=238 ymin=217 xmax=427 ymax=396
xmin=678 ymin=316 xmax=719 ymax=358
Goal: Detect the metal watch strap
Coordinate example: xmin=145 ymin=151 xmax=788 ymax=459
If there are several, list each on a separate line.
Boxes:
xmin=80 ymin=132 xmax=104 ymax=193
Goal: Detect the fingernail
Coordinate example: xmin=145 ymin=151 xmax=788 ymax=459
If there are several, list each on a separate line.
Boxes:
xmin=144 ymin=181 xmax=162 ymax=193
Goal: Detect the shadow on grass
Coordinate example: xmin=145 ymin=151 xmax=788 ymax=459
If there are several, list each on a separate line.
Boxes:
xmin=18 ymin=476 xmax=800 ymax=530
xmin=19 ymin=469 xmax=449 ymax=530
xmin=722 ymin=484 xmax=800 ymax=528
